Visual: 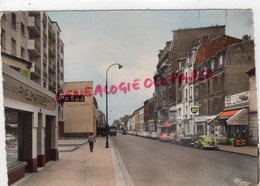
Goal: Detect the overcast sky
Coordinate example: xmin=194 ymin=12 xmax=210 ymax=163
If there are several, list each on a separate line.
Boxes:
xmin=48 ymin=10 xmax=254 ymax=124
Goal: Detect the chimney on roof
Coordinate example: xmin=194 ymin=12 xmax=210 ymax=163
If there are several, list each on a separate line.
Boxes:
xmin=242 ymin=35 xmax=251 ymax=42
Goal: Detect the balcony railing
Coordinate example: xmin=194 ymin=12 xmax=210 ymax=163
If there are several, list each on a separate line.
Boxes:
xmin=43 ymin=13 xmax=47 ymax=24
xmin=43 ymin=32 xmax=47 ymax=43
xmin=49 ymin=63 xmax=56 ymax=72
xmin=43 ymin=52 xmax=47 ymax=63
xmin=30 ymin=62 xmax=41 ymax=78
xmin=49 ymin=29 xmax=56 ymax=40
xmin=27 ymin=16 xmax=40 ymax=36
xmin=49 ymin=46 xmax=56 ymax=57
xmin=43 ymin=71 xmax=47 ymax=80
xmin=28 ymin=40 xmax=41 ymax=57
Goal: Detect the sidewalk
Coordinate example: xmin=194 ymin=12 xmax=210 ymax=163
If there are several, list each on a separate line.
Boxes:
xmin=13 ymin=137 xmax=132 ymax=186
xmin=217 ymin=144 xmax=257 ymax=157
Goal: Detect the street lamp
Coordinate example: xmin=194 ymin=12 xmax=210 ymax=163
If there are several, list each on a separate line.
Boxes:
xmin=106 ymin=63 xmax=123 ymax=148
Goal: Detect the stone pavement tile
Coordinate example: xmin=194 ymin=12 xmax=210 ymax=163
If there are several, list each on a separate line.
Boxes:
xmin=18 ymin=138 xmax=116 ymax=186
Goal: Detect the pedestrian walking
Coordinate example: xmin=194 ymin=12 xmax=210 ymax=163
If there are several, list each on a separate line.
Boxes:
xmin=88 ymin=133 xmax=96 ymax=152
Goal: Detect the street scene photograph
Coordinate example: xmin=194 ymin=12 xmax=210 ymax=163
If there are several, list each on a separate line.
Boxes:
xmin=0 ymin=7 xmax=258 ymax=186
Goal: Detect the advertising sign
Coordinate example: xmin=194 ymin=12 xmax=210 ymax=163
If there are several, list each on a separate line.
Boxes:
xmin=190 ymin=106 xmax=199 ymax=115
xmin=225 ymin=91 xmax=249 ymax=109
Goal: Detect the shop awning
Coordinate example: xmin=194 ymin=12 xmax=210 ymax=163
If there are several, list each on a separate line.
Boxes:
xmin=218 ymin=109 xmax=241 ymax=119
xmin=226 ymin=109 xmax=248 ymax=125
xmin=207 ymin=109 xmax=248 ymax=125
xmin=163 ymin=122 xmax=174 ymax=127
xmin=207 ymin=114 xmax=222 ymax=125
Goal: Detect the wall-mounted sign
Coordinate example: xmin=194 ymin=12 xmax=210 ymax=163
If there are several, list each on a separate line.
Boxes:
xmin=195 ymin=115 xmax=206 ymax=122
xmin=190 ymin=106 xmax=199 ymax=115
xmin=59 ymin=94 xmax=85 ymax=102
xmin=3 ymin=74 xmax=56 ymax=110
xmin=225 ymin=91 xmax=249 ymax=109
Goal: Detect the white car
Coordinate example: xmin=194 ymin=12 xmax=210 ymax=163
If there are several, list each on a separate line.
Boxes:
xmin=149 ymin=132 xmax=159 ymax=139
xmin=143 ymin=132 xmax=149 ymax=138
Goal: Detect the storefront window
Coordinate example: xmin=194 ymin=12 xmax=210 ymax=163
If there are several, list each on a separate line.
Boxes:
xmin=5 ymin=111 xmax=18 ymax=164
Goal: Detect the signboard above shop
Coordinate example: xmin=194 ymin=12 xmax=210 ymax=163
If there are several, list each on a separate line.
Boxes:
xmin=225 ymin=91 xmax=249 ymax=109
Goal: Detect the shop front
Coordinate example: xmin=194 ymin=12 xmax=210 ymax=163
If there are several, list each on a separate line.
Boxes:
xmin=194 ymin=115 xmax=207 ymax=135
xmin=3 ymin=65 xmax=59 ymax=184
xmin=207 ymin=108 xmax=249 ymax=146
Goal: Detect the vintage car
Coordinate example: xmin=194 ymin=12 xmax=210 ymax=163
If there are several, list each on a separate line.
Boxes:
xmin=159 ymin=133 xmax=172 ymax=142
xmin=194 ymin=135 xmax=217 ymax=150
xmin=179 ymin=134 xmax=199 ymax=147
xmin=109 ymin=126 xmax=117 ymax=136
xmin=149 ymin=132 xmax=159 ymax=139
xmin=121 ymin=129 xmax=127 ymax=135
xmin=171 ymin=133 xmax=184 ymax=144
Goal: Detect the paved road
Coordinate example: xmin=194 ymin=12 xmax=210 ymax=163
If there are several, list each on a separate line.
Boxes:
xmin=112 ymin=134 xmax=257 ymax=186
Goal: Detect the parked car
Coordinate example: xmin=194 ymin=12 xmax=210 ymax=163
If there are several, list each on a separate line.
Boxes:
xmin=109 ymin=126 xmax=117 ymax=136
xmin=122 ymin=129 xmax=127 ymax=135
xmin=179 ymin=134 xmax=199 ymax=147
xmin=149 ymin=132 xmax=159 ymax=139
xmin=194 ymin=135 xmax=217 ymax=150
xmin=143 ymin=132 xmax=149 ymax=138
xmin=171 ymin=133 xmax=184 ymax=144
xmin=159 ymin=133 xmax=172 ymax=142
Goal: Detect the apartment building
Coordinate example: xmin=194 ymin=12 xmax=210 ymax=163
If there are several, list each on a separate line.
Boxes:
xmin=97 ymin=110 xmax=106 ymax=128
xmin=175 ymin=47 xmax=197 ymax=134
xmin=1 ymin=12 xmax=64 ymax=184
xmin=198 ymin=38 xmax=255 ymax=144
xmin=154 ymin=41 xmax=171 ymax=126
xmin=144 ymin=97 xmax=156 ymax=132
xmin=167 ymin=25 xmax=226 ymax=112
xmin=153 ymin=26 xmax=226 ymax=133
xmin=193 ymin=35 xmax=241 ymax=135
xmin=127 ymin=115 xmax=135 ymax=131
xmin=132 ymin=106 xmax=144 ymax=132
xmin=247 ymin=67 xmax=258 ymax=145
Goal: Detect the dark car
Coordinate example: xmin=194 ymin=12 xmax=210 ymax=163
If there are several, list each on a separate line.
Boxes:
xmin=109 ymin=126 xmax=117 ymax=136
xmin=122 ymin=130 xmax=127 ymax=135
xmin=179 ymin=134 xmax=199 ymax=147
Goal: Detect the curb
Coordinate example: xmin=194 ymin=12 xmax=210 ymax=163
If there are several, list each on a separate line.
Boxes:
xmin=111 ymin=139 xmax=135 ymax=186
xmin=58 ymin=146 xmax=79 ymax=152
xmin=216 ymin=148 xmax=257 ymax=158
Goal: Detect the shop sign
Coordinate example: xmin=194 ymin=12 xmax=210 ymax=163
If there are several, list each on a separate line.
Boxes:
xmin=227 ymin=109 xmax=248 ymax=125
xmin=3 ymin=74 xmax=56 ymax=110
xmin=225 ymin=91 xmax=249 ymax=109
xmin=195 ymin=115 xmax=206 ymax=122
xmin=190 ymin=106 xmax=199 ymax=115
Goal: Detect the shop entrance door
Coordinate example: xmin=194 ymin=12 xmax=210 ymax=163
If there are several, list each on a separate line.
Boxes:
xmin=45 ymin=116 xmax=52 ymax=162
xmin=45 ymin=115 xmax=56 ymax=162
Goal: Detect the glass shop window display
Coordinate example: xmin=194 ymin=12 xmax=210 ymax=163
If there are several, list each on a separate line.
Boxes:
xmin=5 ymin=111 xmax=18 ymax=164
